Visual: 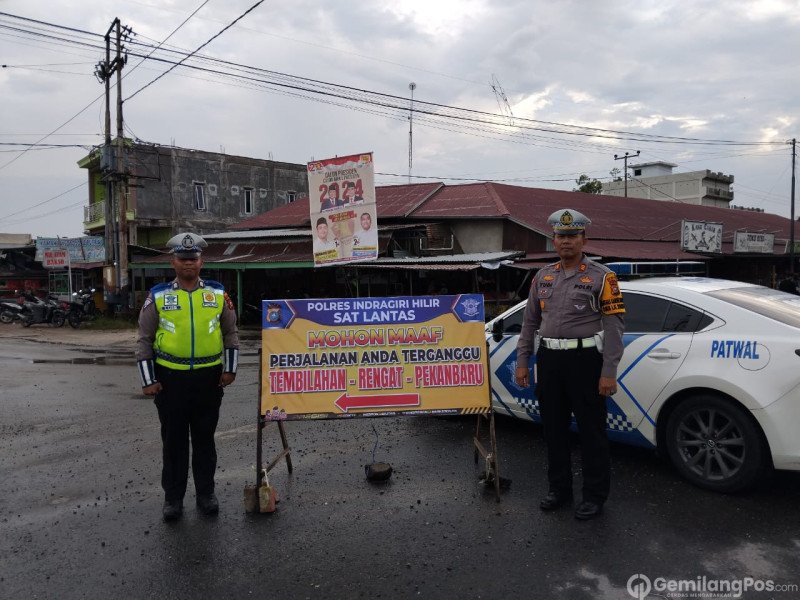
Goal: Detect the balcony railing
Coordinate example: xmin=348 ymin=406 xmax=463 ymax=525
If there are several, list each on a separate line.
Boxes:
xmin=83 ymin=203 xmax=134 ymax=229
xmin=84 ymin=202 xmax=105 ymax=224
xmin=705 ymin=187 xmax=734 ymax=200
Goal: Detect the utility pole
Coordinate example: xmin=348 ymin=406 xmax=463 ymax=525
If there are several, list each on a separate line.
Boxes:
xmin=614 ymin=150 xmax=640 ymax=197
xmin=95 ymin=18 xmax=131 ymax=302
xmin=791 ymin=138 xmax=796 ymax=275
xmin=95 ymin=28 xmax=113 ymax=289
xmin=115 ymin=19 xmax=131 ymax=297
xmin=408 ymin=82 xmax=416 ymax=184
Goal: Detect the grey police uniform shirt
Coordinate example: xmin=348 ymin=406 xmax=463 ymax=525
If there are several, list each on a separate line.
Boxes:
xmin=516 ymin=256 xmax=625 ymax=379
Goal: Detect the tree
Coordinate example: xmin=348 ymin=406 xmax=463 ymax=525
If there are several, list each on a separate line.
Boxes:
xmin=573 ymin=174 xmax=603 ymax=194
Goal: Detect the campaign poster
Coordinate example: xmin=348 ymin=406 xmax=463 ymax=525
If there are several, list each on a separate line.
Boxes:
xmin=260 ymin=294 xmax=490 ymax=420
xmin=307 ymin=153 xmax=378 ymax=267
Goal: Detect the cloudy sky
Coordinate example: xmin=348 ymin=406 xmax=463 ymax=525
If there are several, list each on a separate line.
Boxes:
xmin=1 ymin=0 xmax=799 ymax=238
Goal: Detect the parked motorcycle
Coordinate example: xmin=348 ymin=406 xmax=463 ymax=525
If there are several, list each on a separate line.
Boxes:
xmin=66 ymin=288 xmax=97 ymax=329
xmin=19 ymin=292 xmax=66 ymax=328
xmin=0 ymin=298 xmax=25 ymax=324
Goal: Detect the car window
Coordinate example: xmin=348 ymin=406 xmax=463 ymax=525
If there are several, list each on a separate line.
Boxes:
xmin=624 ymin=291 xmax=712 ymax=333
xmin=502 ymin=306 xmax=525 ymax=334
xmin=706 ymin=287 xmax=800 ymax=329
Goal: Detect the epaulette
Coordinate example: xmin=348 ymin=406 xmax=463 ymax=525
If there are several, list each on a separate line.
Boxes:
xmin=201 ymin=279 xmax=224 ymax=290
xmin=151 ymin=282 xmax=173 ymax=294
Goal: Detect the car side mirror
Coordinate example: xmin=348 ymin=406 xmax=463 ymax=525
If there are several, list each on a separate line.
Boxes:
xmin=492 ymin=319 xmax=505 ymax=342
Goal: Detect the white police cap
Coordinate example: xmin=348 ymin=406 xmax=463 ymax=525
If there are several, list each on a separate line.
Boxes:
xmin=547 ymin=208 xmax=591 ymax=234
xmin=165 ymin=232 xmax=208 ymax=257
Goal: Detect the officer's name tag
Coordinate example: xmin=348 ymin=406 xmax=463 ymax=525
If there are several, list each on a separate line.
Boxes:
xmin=202 ymin=302 xmax=218 ymax=308
xmin=162 ymin=305 xmax=181 ymax=311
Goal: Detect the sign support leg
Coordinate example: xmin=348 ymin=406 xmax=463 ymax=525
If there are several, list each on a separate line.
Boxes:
xmin=473 ymin=411 xmax=501 ymax=502
xmin=256 ymin=349 xmax=293 ymax=512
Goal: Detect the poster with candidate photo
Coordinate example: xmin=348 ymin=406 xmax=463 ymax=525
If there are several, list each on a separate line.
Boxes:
xmin=307 ymin=152 xmax=378 ymax=267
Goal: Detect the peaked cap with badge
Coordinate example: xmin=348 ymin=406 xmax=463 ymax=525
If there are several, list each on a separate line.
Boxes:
xmin=547 ymin=208 xmax=591 ymax=235
xmin=166 ymin=232 xmax=208 ymax=258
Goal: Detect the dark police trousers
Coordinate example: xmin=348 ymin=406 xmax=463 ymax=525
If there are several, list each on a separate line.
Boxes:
xmin=535 ymin=346 xmax=610 ymax=505
xmin=154 ymin=364 xmax=223 ymax=502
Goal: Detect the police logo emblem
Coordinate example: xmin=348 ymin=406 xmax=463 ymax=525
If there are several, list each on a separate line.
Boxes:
xmin=461 ymin=297 xmax=481 ymax=318
xmin=202 ymin=291 xmax=218 ymax=307
xmin=162 ymin=294 xmax=181 ymax=310
xmin=267 ymin=303 xmax=282 ymax=324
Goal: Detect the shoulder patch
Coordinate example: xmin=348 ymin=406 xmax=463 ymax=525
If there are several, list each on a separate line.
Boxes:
xmin=223 ymin=292 xmax=235 ymax=311
xmin=599 ymin=273 xmax=625 ymax=314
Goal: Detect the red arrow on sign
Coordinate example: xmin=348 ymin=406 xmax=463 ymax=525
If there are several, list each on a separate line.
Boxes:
xmin=334 ymin=392 xmax=420 ymax=413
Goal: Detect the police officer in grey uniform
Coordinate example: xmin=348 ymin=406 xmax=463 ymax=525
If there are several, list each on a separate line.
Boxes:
xmin=136 ymin=233 xmax=240 ymax=521
xmin=515 ymin=209 xmax=625 ymax=520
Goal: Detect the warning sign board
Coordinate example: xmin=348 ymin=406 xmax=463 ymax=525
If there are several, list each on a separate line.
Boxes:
xmin=260 ymin=294 xmax=490 ymax=420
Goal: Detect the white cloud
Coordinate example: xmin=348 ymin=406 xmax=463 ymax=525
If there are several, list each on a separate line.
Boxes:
xmin=1 ymin=0 xmax=799 ymax=235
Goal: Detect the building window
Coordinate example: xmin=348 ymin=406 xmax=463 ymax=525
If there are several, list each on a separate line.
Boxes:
xmin=194 ymin=183 xmax=206 ymax=211
xmin=633 ymin=168 xmax=642 ymax=176
xmin=244 ymin=188 xmax=253 ymax=215
xmin=287 ymin=191 xmax=297 ymax=203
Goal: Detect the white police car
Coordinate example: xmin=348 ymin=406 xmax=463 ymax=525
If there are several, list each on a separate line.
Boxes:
xmin=486 ymin=277 xmax=800 ymax=493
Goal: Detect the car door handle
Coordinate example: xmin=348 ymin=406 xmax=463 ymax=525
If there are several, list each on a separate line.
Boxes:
xmin=646 ymin=348 xmax=682 ymax=360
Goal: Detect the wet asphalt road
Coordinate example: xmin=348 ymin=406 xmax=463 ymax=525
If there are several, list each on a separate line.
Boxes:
xmin=1 ymin=329 xmax=799 ymax=600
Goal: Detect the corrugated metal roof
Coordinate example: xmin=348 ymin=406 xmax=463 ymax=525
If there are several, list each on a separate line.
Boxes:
xmin=135 ymin=241 xmax=314 ymax=265
xmin=372 ymin=251 xmax=522 ymax=264
xmin=374 ymin=182 xmax=444 ymax=217
xmin=207 ymin=181 xmax=800 ymax=265
xmin=230 ymin=182 xmax=443 ymax=230
xmin=583 ymin=240 xmax=712 ymax=260
xmin=409 ymin=182 xmax=509 ymax=219
xmin=204 ymin=229 xmax=310 ymax=240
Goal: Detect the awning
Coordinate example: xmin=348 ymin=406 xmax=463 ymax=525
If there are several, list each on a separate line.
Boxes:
xmin=583 ymin=240 xmax=711 ymax=261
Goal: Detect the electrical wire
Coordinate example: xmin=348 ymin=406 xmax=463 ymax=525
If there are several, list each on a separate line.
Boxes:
xmin=125 ymin=0 xmax=266 ymax=102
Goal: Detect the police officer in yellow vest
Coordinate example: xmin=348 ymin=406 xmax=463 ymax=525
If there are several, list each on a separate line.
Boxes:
xmin=515 ymin=209 xmax=625 ymax=520
xmin=136 ymin=232 xmax=240 ymax=521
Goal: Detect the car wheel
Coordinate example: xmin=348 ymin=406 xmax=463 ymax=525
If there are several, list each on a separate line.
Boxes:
xmin=665 ymin=395 xmax=768 ymax=493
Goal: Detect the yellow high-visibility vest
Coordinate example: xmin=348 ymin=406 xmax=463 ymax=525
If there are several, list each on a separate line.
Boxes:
xmin=152 ymin=281 xmax=225 ymax=370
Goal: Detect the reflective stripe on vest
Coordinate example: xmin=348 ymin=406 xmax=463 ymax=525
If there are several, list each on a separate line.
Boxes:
xmin=153 ymin=285 xmax=224 ymax=370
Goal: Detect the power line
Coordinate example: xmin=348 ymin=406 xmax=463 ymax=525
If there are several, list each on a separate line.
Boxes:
xmin=2 ymin=10 xmax=787 ymax=161
xmin=0 ymin=92 xmax=105 ymax=172
xmin=0 ymin=181 xmax=86 ymax=221
xmin=2 ymin=12 xmax=782 ymax=149
xmin=123 ymin=0 xmax=211 ymax=80
xmin=125 ymin=0 xmax=266 ymax=102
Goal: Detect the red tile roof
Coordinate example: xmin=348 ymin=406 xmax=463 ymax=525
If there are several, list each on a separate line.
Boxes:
xmin=228 ymin=181 xmax=800 ymax=254
xmin=231 ymin=182 xmax=444 ymax=230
